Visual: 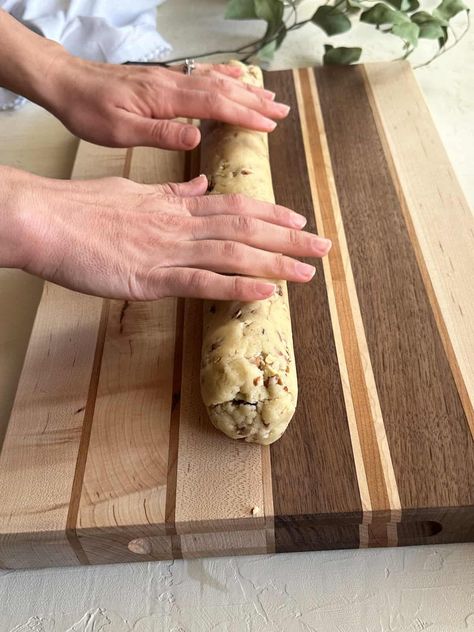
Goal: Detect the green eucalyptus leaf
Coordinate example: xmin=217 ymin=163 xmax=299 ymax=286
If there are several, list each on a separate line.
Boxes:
xmin=392 ymin=20 xmax=420 ymax=46
xmin=225 ymin=0 xmax=258 ymax=19
xmin=438 ymin=24 xmax=449 ymax=47
xmin=433 ymin=0 xmax=469 ymax=20
xmin=323 ymin=44 xmax=362 ymax=64
xmin=312 ymin=5 xmax=352 ymax=35
xmin=360 ymin=3 xmax=409 ymax=26
xmin=418 ymin=21 xmax=446 ymax=37
xmin=411 ymin=11 xmax=446 ymax=38
xmin=386 ymin=0 xmax=420 ymax=12
xmin=255 ymin=0 xmax=284 ymax=26
xmin=259 ymin=39 xmax=278 ymax=60
xmin=411 ymin=10 xmax=447 ymax=25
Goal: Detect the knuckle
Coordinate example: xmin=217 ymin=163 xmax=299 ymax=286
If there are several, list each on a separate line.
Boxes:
xmin=231 ymin=276 xmax=246 ymax=298
xmin=220 ymin=240 xmax=237 ymax=259
xmin=227 ymin=193 xmax=246 ymax=212
xmin=150 ymin=119 xmax=168 ymax=140
xmin=189 ymin=268 xmax=208 ymax=291
xmin=271 ymin=203 xmax=285 ymax=221
xmin=209 ymin=92 xmax=225 ymax=111
xmin=213 ymin=76 xmax=227 ymax=91
xmin=234 ymin=214 xmax=254 ymax=234
xmin=288 ymin=228 xmax=302 ymax=247
xmin=153 ymin=212 xmax=186 ymax=233
xmin=274 ymin=252 xmax=288 ymax=274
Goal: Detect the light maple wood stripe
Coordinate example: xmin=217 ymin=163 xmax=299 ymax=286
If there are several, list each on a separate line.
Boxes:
xmin=359 ymin=524 xmax=369 ymax=548
xmin=75 ymin=147 xmax=185 ymax=561
xmin=174 ymin=299 xmax=266 ymax=534
xmin=292 ymin=68 xmax=370 ymax=518
xmin=0 ymin=144 xmax=129 ymax=569
xmin=66 ymin=299 xmax=109 ymax=565
xmin=261 ymin=445 xmax=275 ymax=553
xmin=0 ymin=284 xmax=103 ymax=568
xmin=76 ymin=298 xmax=176 ymax=535
xmin=364 ymin=62 xmax=474 ymax=439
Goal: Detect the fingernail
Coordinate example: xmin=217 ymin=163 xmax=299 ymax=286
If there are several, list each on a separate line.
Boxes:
xmin=295 ymin=262 xmax=316 ymax=280
xmin=275 ymin=103 xmax=290 ymax=116
xmin=312 ymin=236 xmax=332 ymax=253
xmin=255 ymin=282 xmax=276 ymax=298
xmin=266 ymin=120 xmax=277 ymax=131
xmin=263 ymin=89 xmax=276 ymax=100
xmin=182 ymin=126 xmax=199 ymax=148
xmin=291 ymin=213 xmax=307 ymax=229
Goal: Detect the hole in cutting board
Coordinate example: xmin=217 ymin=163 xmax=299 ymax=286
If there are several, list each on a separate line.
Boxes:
xmin=128 ymin=538 xmax=152 ymax=555
xmin=398 ymin=520 xmax=443 ymax=538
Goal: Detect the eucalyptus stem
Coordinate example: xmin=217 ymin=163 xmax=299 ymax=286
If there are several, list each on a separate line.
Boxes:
xmin=160 ymin=0 xmax=470 ymax=69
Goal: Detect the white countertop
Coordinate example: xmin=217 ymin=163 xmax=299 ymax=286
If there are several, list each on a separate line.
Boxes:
xmin=0 ymin=1 xmax=473 ymax=629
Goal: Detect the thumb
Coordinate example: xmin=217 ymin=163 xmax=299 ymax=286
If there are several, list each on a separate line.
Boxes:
xmin=119 ymin=112 xmax=201 ymax=150
xmin=156 ymin=174 xmax=209 ymax=197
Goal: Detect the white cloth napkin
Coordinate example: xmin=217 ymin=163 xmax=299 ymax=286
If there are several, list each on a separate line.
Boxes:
xmin=0 ymin=0 xmax=171 ymax=110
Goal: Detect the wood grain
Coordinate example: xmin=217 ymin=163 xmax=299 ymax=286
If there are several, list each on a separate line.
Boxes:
xmin=315 ymin=64 xmax=473 ymax=512
xmin=0 ymin=142 xmax=129 ymax=569
xmin=1 ymin=65 xmax=472 ymax=568
xmin=294 ymin=67 xmax=401 ymax=529
xmin=174 ymin=299 xmax=266 ymax=534
xmin=264 ymin=70 xmax=362 ymax=550
xmin=0 ymin=284 xmax=102 ymax=568
xmin=75 ymin=146 xmax=185 ymax=562
xmin=363 ymin=62 xmax=474 ymax=439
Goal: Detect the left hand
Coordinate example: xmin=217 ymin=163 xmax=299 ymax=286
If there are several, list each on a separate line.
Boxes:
xmin=43 ymin=55 xmax=290 ymax=150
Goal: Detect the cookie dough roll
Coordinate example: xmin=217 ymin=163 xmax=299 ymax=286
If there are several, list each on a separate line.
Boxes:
xmin=199 ymin=61 xmax=298 ymax=445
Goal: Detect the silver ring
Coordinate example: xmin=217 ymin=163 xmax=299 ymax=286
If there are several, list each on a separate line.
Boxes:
xmin=183 ymin=58 xmax=196 ymax=76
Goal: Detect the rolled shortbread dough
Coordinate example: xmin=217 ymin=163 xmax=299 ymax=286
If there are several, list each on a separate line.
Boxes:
xmin=200 ymin=61 xmax=298 ymax=445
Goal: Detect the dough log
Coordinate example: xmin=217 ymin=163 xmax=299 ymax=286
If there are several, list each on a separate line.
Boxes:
xmin=199 ymin=61 xmax=298 ymax=446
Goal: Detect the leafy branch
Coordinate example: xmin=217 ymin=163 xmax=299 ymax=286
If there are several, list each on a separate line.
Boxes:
xmin=163 ymin=0 xmax=470 ymax=66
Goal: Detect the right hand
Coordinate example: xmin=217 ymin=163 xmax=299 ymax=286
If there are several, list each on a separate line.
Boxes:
xmin=2 ymin=168 xmax=331 ymax=302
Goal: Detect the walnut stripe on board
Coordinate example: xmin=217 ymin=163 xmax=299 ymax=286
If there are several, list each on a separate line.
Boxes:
xmin=263 ymin=70 xmax=362 ymax=552
xmin=296 ymin=68 xmax=402 ymax=533
xmin=315 ymin=65 xmax=474 ymax=512
xmin=363 ymin=62 xmax=474 ymax=440
xmin=292 ymin=68 xmax=372 ymax=523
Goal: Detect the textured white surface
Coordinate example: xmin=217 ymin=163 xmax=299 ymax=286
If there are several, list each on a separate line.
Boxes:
xmin=0 ymin=0 xmax=473 ymax=629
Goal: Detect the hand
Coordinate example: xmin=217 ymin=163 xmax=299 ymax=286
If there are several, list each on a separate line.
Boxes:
xmin=3 ymin=168 xmax=331 ymax=302
xmin=0 ymin=11 xmax=289 ymax=149
xmin=43 ymin=55 xmax=290 ymax=150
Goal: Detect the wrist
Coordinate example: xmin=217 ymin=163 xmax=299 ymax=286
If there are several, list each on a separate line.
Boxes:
xmin=26 ymin=42 xmax=73 ymax=112
xmin=0 ymin=167 xmax=32 ymax=269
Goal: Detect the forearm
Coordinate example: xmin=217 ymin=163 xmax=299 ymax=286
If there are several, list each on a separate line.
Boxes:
xmin=0 ymin=9 xmax=68 ymax=108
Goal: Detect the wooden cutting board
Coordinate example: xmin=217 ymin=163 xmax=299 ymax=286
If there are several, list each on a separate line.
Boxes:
xmin=1 ymin=62 xmax=473 ymax=569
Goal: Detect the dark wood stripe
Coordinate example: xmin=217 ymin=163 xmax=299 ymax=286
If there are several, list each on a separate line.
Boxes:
xmin=360 ymin=65 xmax=474 ymax=443
xmin=297 ymin=67 xmax=392 ymax=515
xmin=66 ymin=298 xmax=110 ymax=564
xmin=264 ymin=70 xmax=362 ymax=551
xmin=315 ymin=65 xmax=474 ymax=510
xmin=165 ymin=298 xmax=184 ymax=539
